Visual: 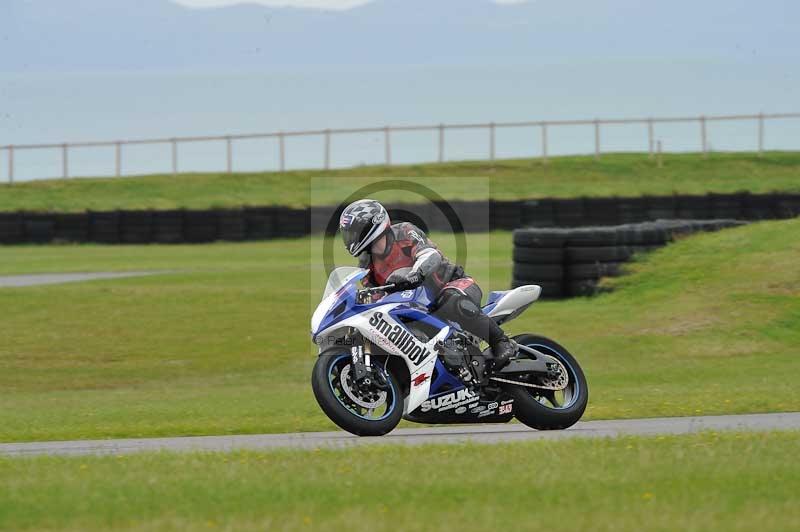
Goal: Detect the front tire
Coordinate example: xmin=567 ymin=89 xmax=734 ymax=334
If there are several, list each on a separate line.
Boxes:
xmin=505 ymin=334 xmax=588 ymax=430
xmin=312 ymin=351 xmax=404 ymax=437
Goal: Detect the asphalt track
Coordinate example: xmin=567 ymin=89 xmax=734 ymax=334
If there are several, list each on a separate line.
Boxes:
xmin=2 ymin=412 xmax=798 ymax=457
xmin=0 ymin=272 xmax=164 ymax=288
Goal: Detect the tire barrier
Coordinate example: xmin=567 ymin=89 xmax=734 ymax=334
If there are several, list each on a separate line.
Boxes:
xmin=0 ymin=213 xmax=24 ymax=244
xmin=512 ymin=219 xmax=749 ymax=299
xmin=513 ymin=192 xmax=800 ymax=229
xmin=0 ymin=192 xmax=798 ymax=245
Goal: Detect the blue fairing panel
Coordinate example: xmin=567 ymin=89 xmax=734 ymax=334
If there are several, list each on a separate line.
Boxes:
xmin=428 ymin=357 xmax=465 ymax=396
xmin=482 ymin=290 xmax=510 ymax=315
xmin=381 ymin=285 xmax=435 ymax=308
xmin=389 ymin=306 xmax=451 ymax=332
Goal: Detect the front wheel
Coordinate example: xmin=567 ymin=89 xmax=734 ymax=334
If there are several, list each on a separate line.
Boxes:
xmin=311 ymin=351 xmax=404 ymax=436
xmin=505 ymin=334 xmax=588 ymax=430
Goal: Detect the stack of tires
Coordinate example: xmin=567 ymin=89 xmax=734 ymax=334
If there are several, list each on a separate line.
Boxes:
xmin=120 ymin=211 xmax=154 ymax=244
xmin=153 ymin=210 xmax=185 ymax=243
xmin=512 ymin=229 xmax=567 ymax=298
xmin=491 ymin=200 xmax=523 ymax=230
xmin=24 ymin=215 xmax=55 ymax=243
xmin=218 ymin=209 xmax=247 ymax=241
xmin=512 ymin=220 xmax=748 ymax=299
xmin=519 ymin=199 xmax=556 ymax=228
xmin=274 ymin=207 xmax=310 ymax=238
xmin=564 ymin=227 xmax=628 ymax=297
xmin=517 ymin=192 xmax=800 ymax=229
xmin=89 ymin=211 xmax=121 ymax=244
xmin=583 ymin=197 xmax=620 ymax=226
xmin=184 ymin=211 xmax=219 ymax=243
xmin=53 ymin=213 xmax=89 ymax=242
xmin=243 ymin=207 xmax=277 ymax=240
xmin=0 ymin=213 xmax=24 ymax=245
xmin=616 ymin=221 xmax=669 ymax=255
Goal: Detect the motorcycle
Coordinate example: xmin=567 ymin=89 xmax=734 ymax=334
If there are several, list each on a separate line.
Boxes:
xmin=310 ymin=267 xmax=588 ymax=436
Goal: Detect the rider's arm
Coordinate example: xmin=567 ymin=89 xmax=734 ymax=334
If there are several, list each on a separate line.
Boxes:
xmin=411 ymin=247 xmax=442 ymax=277
xmin=407 ymin=225 xmax=442 ymax=278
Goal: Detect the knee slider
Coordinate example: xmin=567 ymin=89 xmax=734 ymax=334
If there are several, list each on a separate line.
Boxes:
xmin=456 ymin=298 xmax=480 ymax=319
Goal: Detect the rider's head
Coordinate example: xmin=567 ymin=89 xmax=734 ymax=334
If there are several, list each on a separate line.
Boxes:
xmin=339 ymin=199 xmax=390 ymax=256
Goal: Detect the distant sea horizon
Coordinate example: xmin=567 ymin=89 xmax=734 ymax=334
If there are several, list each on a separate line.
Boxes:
xmin=2 ymin=60 xmax=798 ymax=182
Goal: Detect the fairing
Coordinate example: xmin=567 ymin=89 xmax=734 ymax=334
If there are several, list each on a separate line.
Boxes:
xmin=310 ymin=268 xmax=534 ymax=416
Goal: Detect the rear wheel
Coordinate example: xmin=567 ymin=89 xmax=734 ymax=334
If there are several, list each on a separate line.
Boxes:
xmin=504 ymin=334 xmax=588 ymax=430
xmin=311 ymin=351 xmax=403 ymax=436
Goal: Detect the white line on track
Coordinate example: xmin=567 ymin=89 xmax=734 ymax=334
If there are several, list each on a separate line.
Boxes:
xmin=2 ymin=412 xmax=798 ymax=457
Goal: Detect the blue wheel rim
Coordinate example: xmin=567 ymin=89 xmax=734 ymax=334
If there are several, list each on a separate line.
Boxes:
xmin=524 ymin=343 xmax=581 ymax=410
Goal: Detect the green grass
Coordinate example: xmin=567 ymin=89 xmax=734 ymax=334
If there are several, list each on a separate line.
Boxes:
xmin=1 ymin=152 xmax=799 ymax=212
xmin=0 ymin=219 xmax=799 ymax=443
xmin=1 ymin=431 xmax=799 ymax=531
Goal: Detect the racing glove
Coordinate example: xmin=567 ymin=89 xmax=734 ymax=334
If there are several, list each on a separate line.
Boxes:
xmin=386 ymin=271 xmax=424 ymax=291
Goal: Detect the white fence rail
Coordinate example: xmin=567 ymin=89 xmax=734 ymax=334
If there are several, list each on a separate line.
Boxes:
xmin=2 ymin=112 xmax=798 ymax=183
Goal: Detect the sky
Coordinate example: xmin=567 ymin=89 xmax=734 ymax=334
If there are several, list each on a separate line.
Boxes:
xmin=173 ymin=0 xmax=527 ymax=9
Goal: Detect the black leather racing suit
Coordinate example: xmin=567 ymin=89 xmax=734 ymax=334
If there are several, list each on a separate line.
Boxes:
xmin=359 ymin=222 xmax=507 ymax=351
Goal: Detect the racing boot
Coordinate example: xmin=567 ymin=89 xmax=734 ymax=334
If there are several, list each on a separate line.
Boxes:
xmin=490 ymin=336 xmax=515 ymax=370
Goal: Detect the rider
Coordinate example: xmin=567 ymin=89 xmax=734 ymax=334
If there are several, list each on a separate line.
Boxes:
xmin=339 ymin=199 xmax=514 ymax=368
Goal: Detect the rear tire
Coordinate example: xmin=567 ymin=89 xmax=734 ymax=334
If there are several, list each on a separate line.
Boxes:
xmin=312 ymin=351 xmax=404 ymax=437
xmin=505 ymin=334 xmax=588 ymax=430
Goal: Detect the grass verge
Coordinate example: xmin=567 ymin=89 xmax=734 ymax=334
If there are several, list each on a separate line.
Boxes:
xmin=1 ymin=431 xmax=799 ymax=531
xmin=1 ymin=152 xmax=799 ymax=212
xmin=0 ymin=219 xmax=798 ymax=442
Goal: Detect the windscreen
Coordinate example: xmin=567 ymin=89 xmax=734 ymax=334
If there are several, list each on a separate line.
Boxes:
xmin=321 ymin=267 xmax=366 ymax=299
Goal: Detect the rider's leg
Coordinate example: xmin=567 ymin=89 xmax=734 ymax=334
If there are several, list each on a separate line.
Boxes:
xmin=433 ymin=283 xmax=514 ymax=368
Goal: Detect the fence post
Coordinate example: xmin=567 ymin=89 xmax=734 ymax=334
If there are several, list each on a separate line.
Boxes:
xmin=541 ymin=123 xmax=548 ymax=164
xmin=279 ymin=132 xmax=286 ymax=172
xmin=594 ymin=119 xmax=600 ymax=160
xmin=647 ymin=118 xmax=654 ymax=159
xmin=324 ymin=129 xmax=331 ymax=170
xmin=62 ymin=143 xmax=69 ymax=179
xmin=384 ymin=126 xmax=391 ymax=166
xmin=489 ymin=122 xmax=496 ymax=161
xmin=657 ymin=140 xmax=663 ymax=168
xmin=438 ymin=124 xmax=445 ymax=163
xmin=115 ymin=142 xmax=122 ymax=177
xmin=700 ymin=115 xmax=708 ymax=158
xmin=6 ymin=146 xmax=13 ymax=184
xmin=171 ymin=138 xmax=178 ymax=177
xmin=758 ymin=113 xmax=764 ymax=157
xmin=226 ymin=136 xmax=233 ymax=174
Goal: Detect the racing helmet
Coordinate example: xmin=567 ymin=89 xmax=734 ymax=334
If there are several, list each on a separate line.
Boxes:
xmin=339 ymin=199 xmax=390 ymax=256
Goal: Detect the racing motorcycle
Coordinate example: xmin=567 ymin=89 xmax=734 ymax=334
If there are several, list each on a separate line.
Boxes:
xmin=311 ymin=267 xmax=588 ymax=436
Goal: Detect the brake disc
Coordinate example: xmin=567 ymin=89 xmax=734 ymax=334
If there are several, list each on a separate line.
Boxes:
xmin=339 ymin=365 xmax=388 ymax=409
xmin=539 ymin=357 xmax=569 ymax=390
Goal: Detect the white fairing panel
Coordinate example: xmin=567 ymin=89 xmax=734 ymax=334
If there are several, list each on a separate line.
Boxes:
xmin=315 ymin=303 xmax=448 ymax=414
xmin=486 ymin=285 xmax=541 ymax=320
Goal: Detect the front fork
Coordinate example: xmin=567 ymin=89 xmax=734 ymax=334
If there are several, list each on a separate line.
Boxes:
xmin=349 ymin=333 xmax=389 ymax=390
xmin=351 ymin=344 xmax=369 ymax=383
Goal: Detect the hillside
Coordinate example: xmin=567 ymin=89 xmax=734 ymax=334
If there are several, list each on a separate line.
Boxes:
xmin=1 ymin=152 xmax=799 ymax=212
